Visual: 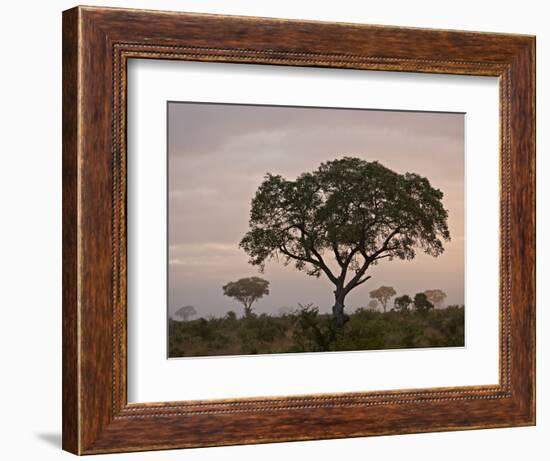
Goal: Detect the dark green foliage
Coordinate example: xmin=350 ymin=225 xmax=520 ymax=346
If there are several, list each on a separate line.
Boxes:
xmin=413 ymin=292 xmax=434 ymax=313
xmin=225 ymin=310 xmax=237 ymax=321
xmin=290 ymin=303 xmax=338 ymax=352
xmin=394 ymin=294 xmax=413 ymax=312
xmin=168 ymin=305 xmax=465 ymax=357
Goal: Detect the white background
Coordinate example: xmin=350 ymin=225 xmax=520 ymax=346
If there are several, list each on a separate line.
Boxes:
xmin=0 ymin=1 xmax=546 ymax=460
xmin=128 ymin=60 xmax=499 ymax=402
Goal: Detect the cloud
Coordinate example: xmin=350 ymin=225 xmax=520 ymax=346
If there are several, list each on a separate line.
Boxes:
xmin=170 ymin=242 xmax=240 ymax=254
xmin=169 ymin=187 xmax=218 ymax=199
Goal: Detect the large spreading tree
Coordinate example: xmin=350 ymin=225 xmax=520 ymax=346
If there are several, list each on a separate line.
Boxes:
xmin=239 ymin=157 xmax=450 ymax=327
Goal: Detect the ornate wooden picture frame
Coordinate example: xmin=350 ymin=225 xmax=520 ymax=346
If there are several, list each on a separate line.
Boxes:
xmin=62 ymin=6 xmax=535 ymax=455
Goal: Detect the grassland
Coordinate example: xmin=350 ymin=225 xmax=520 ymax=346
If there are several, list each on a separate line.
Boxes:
xmin=168 ymin=305 xmax=464 ymax=358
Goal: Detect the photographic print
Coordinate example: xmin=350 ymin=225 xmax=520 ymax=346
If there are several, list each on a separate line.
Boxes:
xmin=168 ymin=102 xmax=465 ymax=358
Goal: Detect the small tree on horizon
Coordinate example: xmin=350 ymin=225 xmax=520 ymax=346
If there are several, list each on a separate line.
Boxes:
xmin=369 ymin=286 xmax=397 ymax=313
xmin=413 ymin=292 xmax=434 ymax=313
xmin=222 ymin=276 xmax=270 ymax=318
xmin=174 ymin=305 xmax=197 ymax=321
xmin=394 ymin=294 xmax=413 ymax=312
xmin=424 ymin=289 xmax=447 ymax=308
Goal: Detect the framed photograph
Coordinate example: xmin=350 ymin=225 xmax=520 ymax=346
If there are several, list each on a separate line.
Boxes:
xmin=62 ymin=6 xmax=535 ymax=455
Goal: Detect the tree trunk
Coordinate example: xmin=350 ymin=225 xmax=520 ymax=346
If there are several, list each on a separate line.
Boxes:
xmin=332 ymin=288 xmax=348 ymax=328
xmin=243 ymin=301 xmax=253 ymax=318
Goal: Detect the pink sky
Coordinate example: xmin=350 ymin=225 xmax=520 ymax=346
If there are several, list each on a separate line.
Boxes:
xmin=168 ymin=102 xmax=464 ymax=318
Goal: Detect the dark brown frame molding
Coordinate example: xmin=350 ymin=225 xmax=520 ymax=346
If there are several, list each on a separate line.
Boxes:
xmin=62 ymin=5 xmax=536 ymax=455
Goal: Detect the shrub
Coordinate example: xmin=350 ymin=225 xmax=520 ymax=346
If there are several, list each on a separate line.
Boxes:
xmin=168 ymin=305 xmax=465 ymax=357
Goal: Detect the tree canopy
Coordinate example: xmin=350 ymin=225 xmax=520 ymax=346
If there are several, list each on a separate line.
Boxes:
xmin=369 ymin=286 xmax=397 ymax=313
xmin=174 ymin=305 xmax=197 ymax=321
xmin=413 ymin=293 xmax=434 ymax=313
xmin=240 ymin=157 xmax=450 ymax=326
xmin=394 ymin=294 xmax=413 ymax=312
xmin=424 ymin=289 xmax=447 ymax=308
xmin=222 ymin=276 xmax=270 ymax=317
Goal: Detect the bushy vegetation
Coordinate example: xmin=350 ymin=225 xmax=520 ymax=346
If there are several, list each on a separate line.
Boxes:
xmin=168 ymin=305 xmax=464 ymax=358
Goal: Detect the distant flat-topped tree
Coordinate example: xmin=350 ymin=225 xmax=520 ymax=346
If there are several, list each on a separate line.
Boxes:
xmin=175 ymin=305 xmax=197 ymax=321
xmin=240 ymin=157 xmax=450 ymax=328
xmin=222 ymin=276 xmax=270 ymax=318
xmin=369 ymin=286 xmax=396 ymax=313
xmin=424 ymin=289 xmax=447 ymax=308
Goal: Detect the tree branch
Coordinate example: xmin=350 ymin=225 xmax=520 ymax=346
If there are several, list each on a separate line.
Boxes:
xmin=309 ymin=247 xmax=338 ymax=284
xmin=332 ymin=242 xmax=345 ymax=268
xmin=337 ymin=246 xmax=361 ymax=285
xmin=279 ymin=244 xmax=338 ymax=285
xmin=354 ymin=275 xmax=371 ymax=287
xmin=344 ymin=258 xmax=371 ymax=294
xmin=372 ymin=247 xmax=400 ymax=261
xmin=368 ymin=228 xmax=402 ymax=260
xmin=342 ymin=228 xmax=400 ymax=294
xmin=293 ymin=225 xmax=339 ymax=284
xmin=344 ymin=247 xmax=360 ymax=267
xmin=279 ymin=244 xmax=316 ymax=265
